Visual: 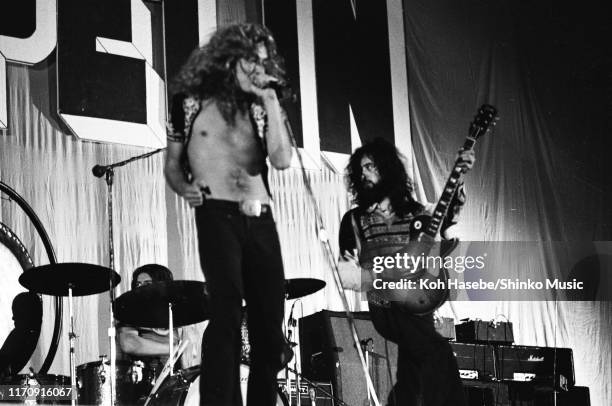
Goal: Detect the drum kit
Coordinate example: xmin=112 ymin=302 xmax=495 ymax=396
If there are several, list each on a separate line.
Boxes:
xmin=14 ymin=261 xmax=325 ymax=405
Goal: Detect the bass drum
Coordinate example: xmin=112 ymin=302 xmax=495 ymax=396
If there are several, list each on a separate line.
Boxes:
xmin=149 ymin=364 xmax=287 ymax=406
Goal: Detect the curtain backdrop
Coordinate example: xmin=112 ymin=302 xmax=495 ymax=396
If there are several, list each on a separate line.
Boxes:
xmin=402 ymin=1 xmax=611 ymax=405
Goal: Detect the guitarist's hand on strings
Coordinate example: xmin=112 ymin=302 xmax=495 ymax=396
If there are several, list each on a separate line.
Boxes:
xmin=456 ymin=148 xmax=475 ymax=173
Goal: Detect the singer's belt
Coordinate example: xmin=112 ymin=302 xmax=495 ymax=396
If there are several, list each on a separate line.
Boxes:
xmin=202 ymin=199 xmax=271 ymax=217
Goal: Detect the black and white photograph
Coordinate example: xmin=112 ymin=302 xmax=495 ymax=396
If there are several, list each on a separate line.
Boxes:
xmin=0 ymin=0 xmax=610 ymax=405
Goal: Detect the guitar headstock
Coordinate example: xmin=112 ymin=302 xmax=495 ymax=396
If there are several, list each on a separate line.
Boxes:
xmin=469 ymin=104 xmax=498 ymax=140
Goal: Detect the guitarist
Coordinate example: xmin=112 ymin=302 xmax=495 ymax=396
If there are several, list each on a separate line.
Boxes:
xmin=338 ymin=137 xmax=473 ymax=406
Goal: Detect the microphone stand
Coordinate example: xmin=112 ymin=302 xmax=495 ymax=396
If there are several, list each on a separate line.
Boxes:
xmin=285 ymin=122 xmax=381 ymax=406
xmin=94 ymin=148 xmax=165 ymax=405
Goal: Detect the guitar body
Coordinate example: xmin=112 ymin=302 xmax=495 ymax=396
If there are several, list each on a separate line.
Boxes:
xmin=378 ymin=215 xmax=455 ymax=315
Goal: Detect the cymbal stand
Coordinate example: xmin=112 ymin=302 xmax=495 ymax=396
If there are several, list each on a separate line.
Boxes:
xmin=285 ymin=299 xmax=301 ymax=406
xmin=68 ymin=284 xmax=77 ymax=406
xmin=94 ymin=147 xmax=165 ymax=405
xmin=168 ymin=302 xmax=174 ymax=376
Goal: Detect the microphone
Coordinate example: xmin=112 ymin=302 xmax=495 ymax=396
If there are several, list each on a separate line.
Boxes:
xmin=256 ymin=74 xmax=294 ymax=102
xmin=92 ymin=164 xmax=109 ymax=178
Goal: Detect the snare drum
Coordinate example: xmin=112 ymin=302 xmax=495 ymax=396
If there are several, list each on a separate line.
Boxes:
xmin=0 ymin=373 xmax=70 ymax=404
xmin=76 ymin=360 xmax=154 ymax=405
xmin=148 ymin=364 xmax=287 ymax=406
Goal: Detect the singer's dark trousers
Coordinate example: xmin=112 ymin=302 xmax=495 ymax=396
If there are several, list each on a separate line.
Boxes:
xmin=370 ymin=304 xmax=467 ymax=406
xmin=195 ymin=200 xmax=287 ymax=406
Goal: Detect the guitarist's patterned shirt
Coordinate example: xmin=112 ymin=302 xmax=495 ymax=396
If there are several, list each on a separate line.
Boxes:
xmin=339 ymin=185 xmax=465 ymax=307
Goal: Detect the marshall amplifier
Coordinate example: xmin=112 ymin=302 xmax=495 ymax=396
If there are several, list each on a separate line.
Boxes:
xmin=496 ymin=345 xmax=574 ymax=390
xmin=450 ymin=342 xmax=496 ymax=381
xmin=455 ymin=320 xmax=514 ymax=345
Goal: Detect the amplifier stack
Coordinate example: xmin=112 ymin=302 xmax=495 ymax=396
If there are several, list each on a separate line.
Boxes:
xmin=452 ymin=319 xmax=589 ymax=406
xmin=298 ymin=311 xmax=590 ymax=406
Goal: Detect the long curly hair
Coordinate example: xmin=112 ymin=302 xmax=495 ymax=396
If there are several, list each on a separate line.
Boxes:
xmin=170 ymin=23 xmax=287 ymax=124
xmin=346 ymin=138 xmax=422 ymax=216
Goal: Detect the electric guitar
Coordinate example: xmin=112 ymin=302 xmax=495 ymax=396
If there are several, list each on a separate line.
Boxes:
xmin=379 ymin=104 xmax=497 ymax=314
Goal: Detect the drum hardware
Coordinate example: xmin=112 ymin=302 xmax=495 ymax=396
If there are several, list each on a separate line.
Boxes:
xmin=130 ymin=361 xmax=145 ymax=384
xmin=281 ymin=278 xmax=325 ymax=406
xmin=284 ymin=365 xmax=348 ymax=406
xmin=19 ymin=262 xmax=121 ymax=406
xmin=143 ymin=339 xmax=190 ymax=406
xmin=114 ymin=278 xmax=209 ymax=382
xmin=114 ymin=280 xmax=209 ymax=404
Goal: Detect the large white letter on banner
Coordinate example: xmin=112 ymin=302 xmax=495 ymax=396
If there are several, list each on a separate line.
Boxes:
xmin=0 ymin=0 xmax=57 ymax=129
xmin=57 ymin=0 xmax=165 ymax=147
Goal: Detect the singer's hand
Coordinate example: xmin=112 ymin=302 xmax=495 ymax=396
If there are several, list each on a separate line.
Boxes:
xmin=180 ymin=179 xmax=208 ymax=207
xmin=235 ymin=59 xmax=278 ymax=100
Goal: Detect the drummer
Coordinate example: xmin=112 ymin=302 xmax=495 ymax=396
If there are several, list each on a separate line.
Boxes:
xmin=117 ymin=264 xmax=185 ymax=375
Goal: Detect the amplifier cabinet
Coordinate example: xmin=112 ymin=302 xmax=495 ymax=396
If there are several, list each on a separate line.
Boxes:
xmin=455 ymin=320 xmax=514 ymax=344
xmin=299 ymin=311 xmax=397 ymax=406
xmin=450 ymin=342 xmax=497 ymax=381
xmin=462 ymin=380 xmax=511 ymax=406
xmin=496 ymin=345 xmax=574 ymax=390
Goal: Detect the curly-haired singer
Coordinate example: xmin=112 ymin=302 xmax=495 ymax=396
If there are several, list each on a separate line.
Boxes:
xmin=164 ymin=23 xmax=293 ymax=406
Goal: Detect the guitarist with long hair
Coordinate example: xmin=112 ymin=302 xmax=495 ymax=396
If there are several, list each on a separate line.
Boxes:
xmin=338 ymin=137 xmax=473 ymax=406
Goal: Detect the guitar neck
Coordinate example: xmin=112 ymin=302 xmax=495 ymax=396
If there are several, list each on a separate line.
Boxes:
xmin=423 ymin=136 xmax=476 ymax=238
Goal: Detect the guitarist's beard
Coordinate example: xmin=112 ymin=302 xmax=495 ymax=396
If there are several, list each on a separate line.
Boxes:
xmin=358 ymin=181 xmax=392 ymax=209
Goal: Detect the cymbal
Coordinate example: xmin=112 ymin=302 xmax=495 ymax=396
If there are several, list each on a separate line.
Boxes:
xmin=284 ymin=278 xmax=326 ymax=300
xmin=19 ymin=263 xmax=121 ymax=296
xmin=114 ymin=280 xmax=209 ymax=328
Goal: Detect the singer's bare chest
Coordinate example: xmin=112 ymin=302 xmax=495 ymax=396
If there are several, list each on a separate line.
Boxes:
xmin=188 ymin=104 xmax=266 ymax=173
